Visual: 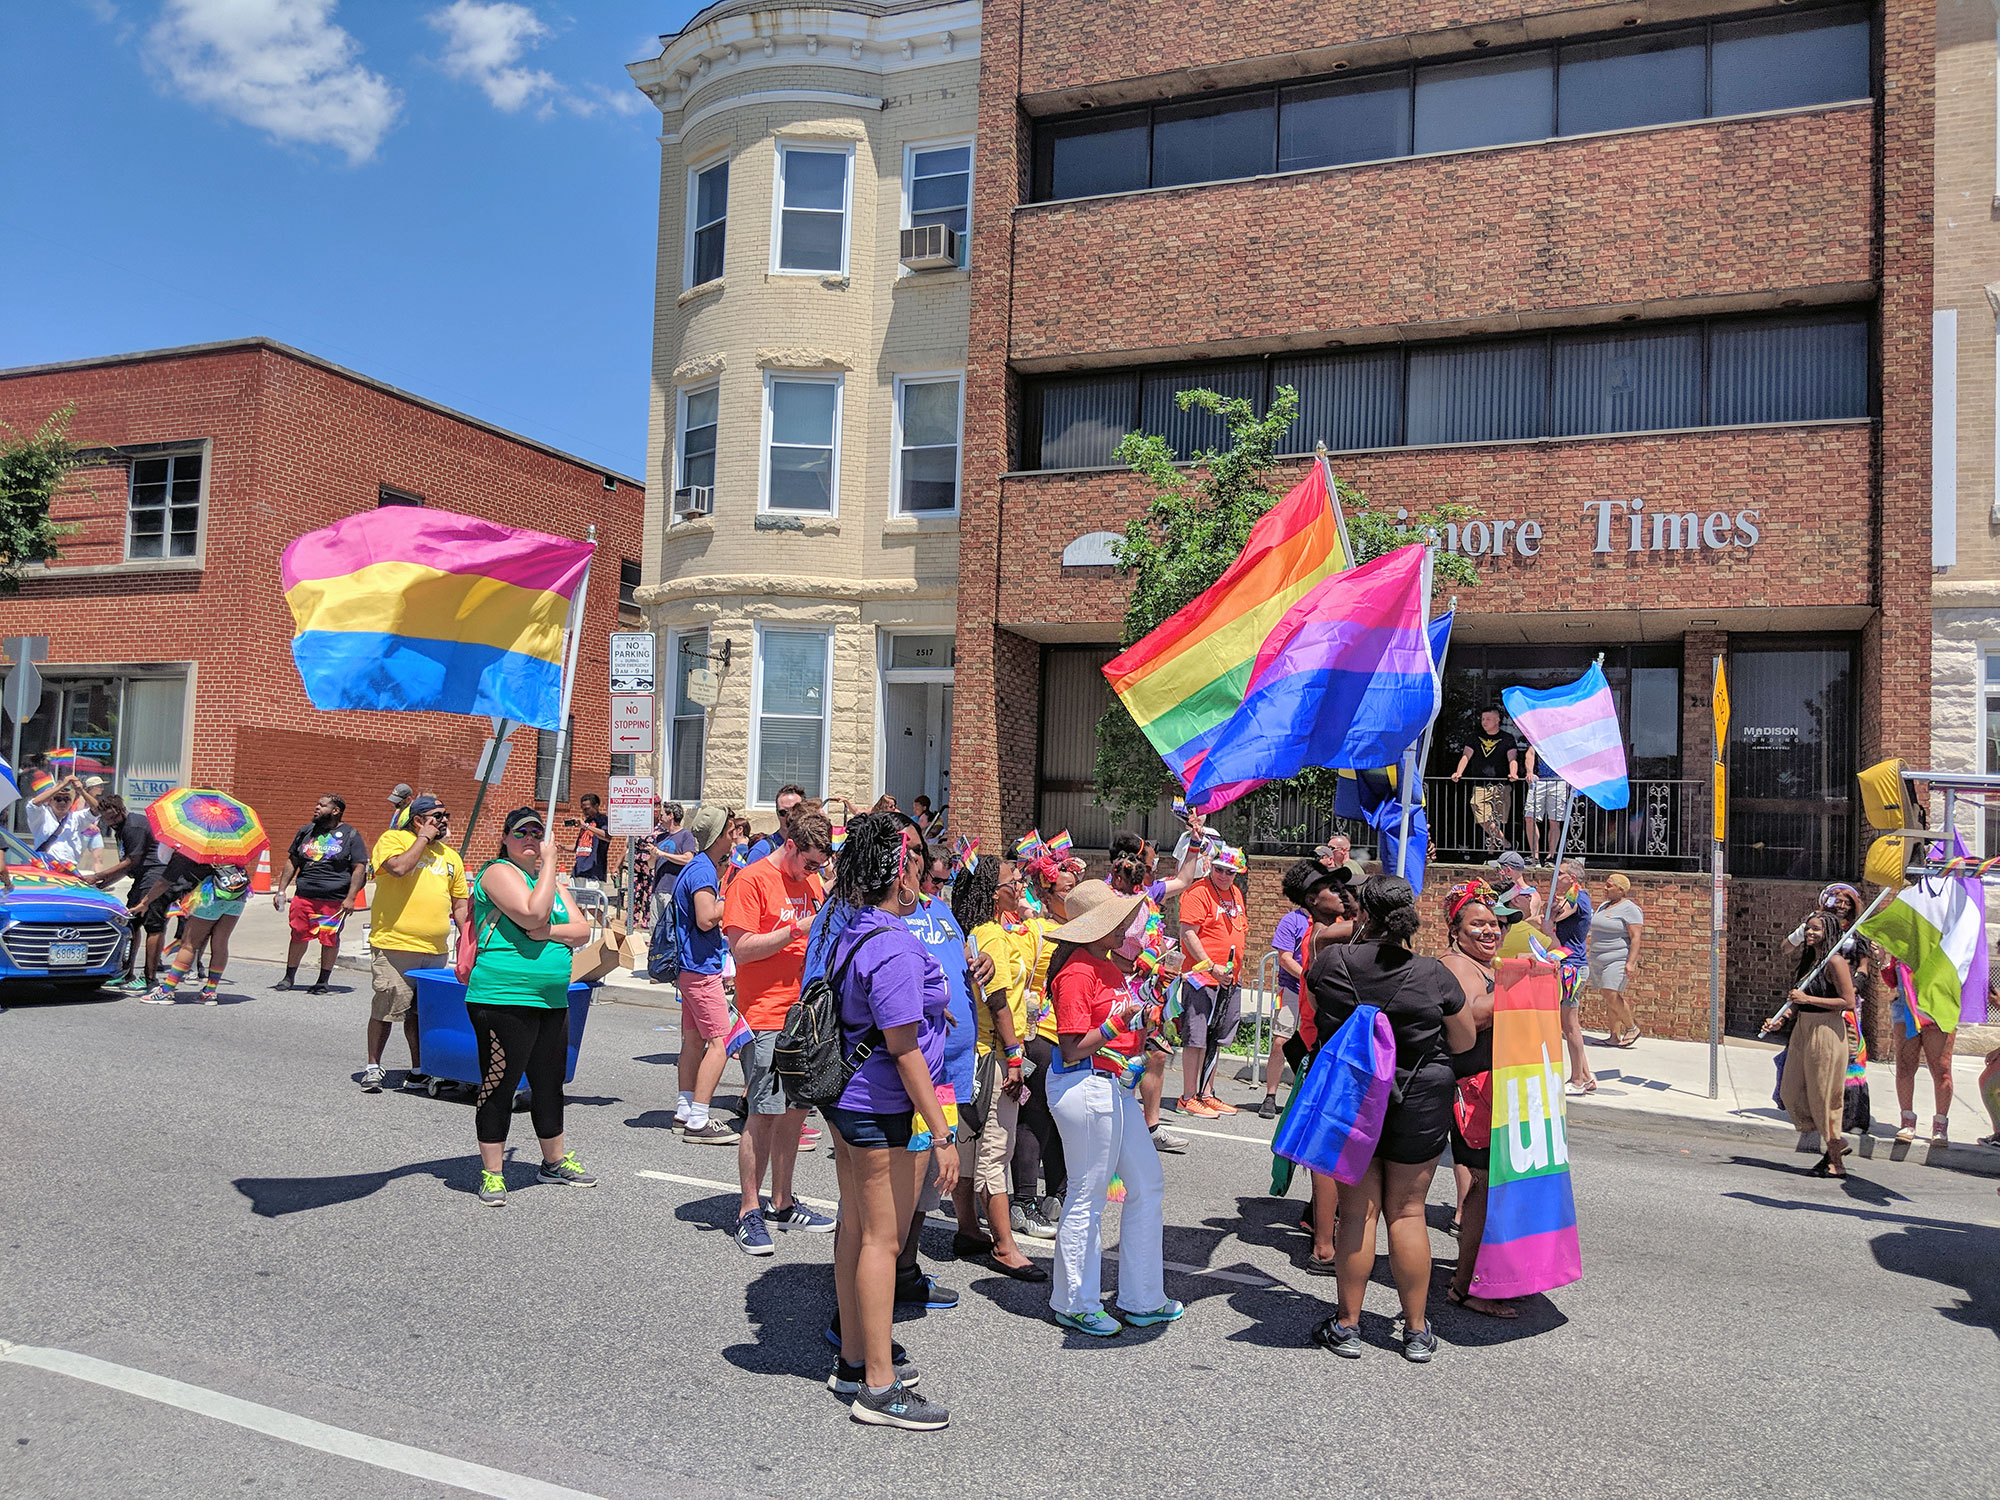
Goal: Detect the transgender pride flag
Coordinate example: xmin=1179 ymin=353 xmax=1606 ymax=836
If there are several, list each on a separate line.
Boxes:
xmin=1502 ymin=663 xmax=1629 ymax=811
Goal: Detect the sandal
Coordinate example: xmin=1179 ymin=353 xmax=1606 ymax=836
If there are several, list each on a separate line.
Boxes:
xmin=1446 ymin=1286 xmax=1519 ymax=1319
xmin=1616 ymin=1028 xmax=1641 ymax=1048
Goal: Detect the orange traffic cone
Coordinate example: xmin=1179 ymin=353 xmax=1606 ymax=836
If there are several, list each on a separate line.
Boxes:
xmin=249 ymin=849 xmax=272 ymax=894
xmin=353 ymin=880 xmax=369 ymax=910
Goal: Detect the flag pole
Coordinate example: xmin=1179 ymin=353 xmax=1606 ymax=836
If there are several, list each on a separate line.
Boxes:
xmin=1395 ymin=574 xmax=1449 ymax=878
xmin=1708 ymin=653 xmax=1724 ymax=1099
xmin=1315 ymin=443 xmax=1355 ymax=570
xmin=544 ymin=528 xmax=596 ymax=845
xmin=1544 ymin=651 xmax=1605 ymax=917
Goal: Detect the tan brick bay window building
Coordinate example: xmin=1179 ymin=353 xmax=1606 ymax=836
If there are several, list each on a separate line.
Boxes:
xmin=956 ymin=1 xmax=1934 ymax=1042
xmin=627 ymin=2 xmax=979 ymax=827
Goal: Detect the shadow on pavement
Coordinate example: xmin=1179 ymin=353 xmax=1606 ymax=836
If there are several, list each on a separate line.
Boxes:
xmin=722 ymin=1262 xmax=835 ymax=1382
xmin=234 ymin=1154 xmax=473 ymax=1216
xmin=1724 ymin=1154 xmax=1912 ymax=1202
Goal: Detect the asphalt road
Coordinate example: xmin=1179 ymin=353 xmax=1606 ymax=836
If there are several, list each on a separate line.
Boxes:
xmin=3 ymin=960 xmax=1994 ymax=1500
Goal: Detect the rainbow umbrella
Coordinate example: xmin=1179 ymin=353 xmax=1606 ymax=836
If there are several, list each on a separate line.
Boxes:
xmin=146 ymin=787 xmax=268 ymax=867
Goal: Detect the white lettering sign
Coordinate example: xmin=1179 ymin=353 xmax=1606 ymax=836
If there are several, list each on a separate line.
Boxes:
xmin=610 ymin=693 xmax=655 ymax=754
xmin=1414 ymin=501 xmax=1762 ymax=561
xmin=610 ymin=632 xmax=656 ymax=695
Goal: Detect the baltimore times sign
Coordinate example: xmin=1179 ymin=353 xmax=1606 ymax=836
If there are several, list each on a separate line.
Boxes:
xmin=1413 ymin=499 xmax=1764 ymax=561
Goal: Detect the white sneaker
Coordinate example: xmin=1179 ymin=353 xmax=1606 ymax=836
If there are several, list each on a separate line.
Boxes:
xmin=359 ymin=1064 xmax=385 ymax=1093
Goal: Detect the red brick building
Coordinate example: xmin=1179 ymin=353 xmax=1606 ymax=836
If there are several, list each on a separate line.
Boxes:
xmin=955 ymin=1 xmax=1933 ymax=1040
xmin=0 ymin=339 xmax=645 ymax=854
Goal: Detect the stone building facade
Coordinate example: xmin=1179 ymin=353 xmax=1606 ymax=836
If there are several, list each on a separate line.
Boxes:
xmin=627 ymin=1 xmax=979 ymax=828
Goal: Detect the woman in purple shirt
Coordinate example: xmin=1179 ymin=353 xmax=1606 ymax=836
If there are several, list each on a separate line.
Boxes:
xmin=824 ymin=812 xmax=958 ymax=1431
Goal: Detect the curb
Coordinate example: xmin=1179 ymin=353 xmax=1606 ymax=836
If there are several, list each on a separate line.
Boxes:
xmin=1571 ymin=1098 xmax=2000 ymax=1179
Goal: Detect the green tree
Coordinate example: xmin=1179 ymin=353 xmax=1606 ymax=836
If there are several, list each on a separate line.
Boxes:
xmin=1093 ymin=385 xmax=1477 ymax=824
xmin=0 ymin=404 xmax=84 ymax=593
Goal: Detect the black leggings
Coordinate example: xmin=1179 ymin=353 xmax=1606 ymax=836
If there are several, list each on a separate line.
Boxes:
xmin=1011 ymin=1035 xmax=1068 ymax=1203
xmin=468 ymin=1003 xmax=567 ymax=1145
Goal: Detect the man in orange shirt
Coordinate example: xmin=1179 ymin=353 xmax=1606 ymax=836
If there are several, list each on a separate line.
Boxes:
xmin=722 ymin=810 xmax=838 ymax=1255
xmin=1177 ymin=845 xmax=1250 ymax=1118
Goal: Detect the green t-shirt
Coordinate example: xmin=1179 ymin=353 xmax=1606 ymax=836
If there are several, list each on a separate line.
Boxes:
xmin=466 ymin=859 xmax=574 ymax=1010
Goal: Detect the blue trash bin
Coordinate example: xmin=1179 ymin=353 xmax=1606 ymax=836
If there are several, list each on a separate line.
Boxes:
xmin=408 ymin=968 xmax=593 ymax=1099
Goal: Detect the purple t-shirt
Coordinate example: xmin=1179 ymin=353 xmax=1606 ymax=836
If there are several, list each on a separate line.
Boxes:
xmin=831 ymin=907 xmax=948 ymax=1114
xmin=1272 ymin=908 xmax=1310 ymax=994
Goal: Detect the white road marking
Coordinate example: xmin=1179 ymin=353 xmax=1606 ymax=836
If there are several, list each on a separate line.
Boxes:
xmin=1166 ymin=1123 xmax=1276 ymax=1146
xmin=636 ymin=1169 xmax=838 ymax=1212
xmin=1162 ymin=1261 xmax=1283 ymax=1288
xmin=0 ymin=1339 xmax=608 ymax=1500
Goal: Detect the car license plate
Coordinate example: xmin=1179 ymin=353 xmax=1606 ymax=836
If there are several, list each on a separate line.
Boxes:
xmin=48 ymin=942 xmax=88 ymax=967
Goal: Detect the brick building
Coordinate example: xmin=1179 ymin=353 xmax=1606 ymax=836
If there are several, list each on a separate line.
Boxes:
xmin=0 ymin=339 xmax=645 ymax=854
xmin=954 ymin=1 xmax=1934 ymax=1041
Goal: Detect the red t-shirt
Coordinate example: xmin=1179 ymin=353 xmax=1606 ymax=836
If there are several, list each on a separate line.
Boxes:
xmin=1050 ymin=950 xmax=1143 ymax=1078
xmin=721 ymin=857 xmax=823 ymax=1031
xmin=1179 ymin=878 xmax=1248 ymax=988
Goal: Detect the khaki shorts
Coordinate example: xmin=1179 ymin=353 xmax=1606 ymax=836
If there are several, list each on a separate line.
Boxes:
xmin=974 ymin=1088 xmax=1020 ymax=1198
xmin=1471 ymin=783 xmax=1513 ymax=828
xmin=370 ymin=947 xmax=439 ymax=1023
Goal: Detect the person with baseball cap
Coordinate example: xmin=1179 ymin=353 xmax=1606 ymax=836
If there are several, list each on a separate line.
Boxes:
xmin=670 ymin=803 xmax=741 ymax=1144
xmin=1176 ymin=844 xmax=1249 ymax=1117
xmin=386 ymin=783 xmax=415 ymax=832
xmin=363 ymin=794 xmax=468 ymax=1092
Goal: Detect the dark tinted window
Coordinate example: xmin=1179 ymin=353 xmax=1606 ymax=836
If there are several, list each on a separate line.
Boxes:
xmin=1552 ymin=326 xmax=1703 ymax=436
xmin=1709 ymin=314 xmax=1869 ymax=425
xmin=1139 ymin=362 xmax=1264 ymax=454
xmin=1711 ymin=9 xmax=1870 ymax=115
xmin=1276 ymin=349 xmax=1403 ymax=451
xmin=1559 ymin=29 xmax=1707 ymax=135
xmin=1035 ymin=375 xmax=1138 ymax=468
xmin=691 ymin=159 xmax=728 ymax=284
xmin=1040 ymin=111 xmax=1149 ymax=199
xmin=1151 ymin=94 xmax=1276 ymax=187
xmin=1406 ymin=338 xmax=1547 ymax=445
xmin=1413 ymin=51 xmax=1553 ymax=154
xmin=1278 ymin=74 xmax=1412 ymax=171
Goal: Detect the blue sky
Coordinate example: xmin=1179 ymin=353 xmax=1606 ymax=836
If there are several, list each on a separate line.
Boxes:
xmin=1 ymin=1 xmax=713 ymax=478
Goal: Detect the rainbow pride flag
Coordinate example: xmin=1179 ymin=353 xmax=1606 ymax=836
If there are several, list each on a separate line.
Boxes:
xmin=1103 ymin=463 xmax=1350 ymax=792
xmin=1474 ymin=954 xmax=1582 ymax=1300
xmin=281 ymin=509 xmax=594 ymax=731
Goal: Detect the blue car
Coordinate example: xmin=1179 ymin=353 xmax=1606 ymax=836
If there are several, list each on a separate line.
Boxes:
xmin=0 ymin=826 xmax=132 ymax=995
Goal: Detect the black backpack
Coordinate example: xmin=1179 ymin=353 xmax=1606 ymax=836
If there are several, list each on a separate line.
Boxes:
xmin=773 ymin=927 xmax=890 ymax=1110
xmin=647 ymin=896 xmax=681 ymax=983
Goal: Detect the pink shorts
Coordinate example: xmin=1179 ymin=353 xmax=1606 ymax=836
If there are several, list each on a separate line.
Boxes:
xmin=677 ymin=970 xmax=731 ymax=1040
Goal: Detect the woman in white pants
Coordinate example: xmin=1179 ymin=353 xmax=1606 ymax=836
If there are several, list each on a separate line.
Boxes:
xmin=1041 ymin=880 xmax=1181 ymax=1337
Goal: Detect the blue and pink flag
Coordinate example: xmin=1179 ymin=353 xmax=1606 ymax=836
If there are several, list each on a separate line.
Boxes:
xmin=723 ymin=1014 xmax=755 ymax=1058
xmin=1473 ymin=954 xmax=1582 ymax=1300
xmin=1270 ymin=1004 xmax=1397 ymax=1184
xmin=1501 ymin=664 xmax=1629 ymax=810
xmin=1183 ymin=544 xmax=1437 ymax=813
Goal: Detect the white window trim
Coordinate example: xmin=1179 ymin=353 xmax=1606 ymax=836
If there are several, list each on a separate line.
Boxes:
xmin=683 ymin=151 xmax=729 ymax=291
xmin=673 ymin=380 xmax=720 ymax=516
xmin=759 ymin=371 xmax=844 ymax=517
xmin=1978 ymin=642 xmax=2000 ymax=855
xmin=889 ymin=370 xmax=965 ymax=518
xmin=665 ymin=626 xmax=708 ymax=801
xmin=770 ymin=140 xmax=854 ymax=277
xmin=901 ymin=134 xmax=973 ymax=265
xmin=749 ymin=622 xmax=834 ymax=809
xmin=122 ymin=440 xmax=211 ymax=566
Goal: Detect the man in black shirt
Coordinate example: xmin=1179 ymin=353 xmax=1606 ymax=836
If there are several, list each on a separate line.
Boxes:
xmin=1450 ymin=706 xmax=1521 ymax=853
xmin=570 ymin=792 xmax=610 ymax=882
xmin=93 ymin=795 xmax=156 ymax=991
xmin=276 ymin=793 xmax=368 ymax=993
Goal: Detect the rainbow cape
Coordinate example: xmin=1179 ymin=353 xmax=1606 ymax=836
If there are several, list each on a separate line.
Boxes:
xmin=281 ymin=508 xmax=594 ymax=731
xmin=1473 ymin=954 xmax=1582 ymax=1300
xmin=1103 ymin=463 xmax=1350 ymax=797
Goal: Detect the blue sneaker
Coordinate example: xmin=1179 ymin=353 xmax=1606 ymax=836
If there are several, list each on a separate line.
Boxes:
xmin=1053 ymin=1308 xmax=1122 ymax=1338
xmin=1122 ymin=1300 xmax=1185 ymax=1327
xmin=894 ymin=1272 xmax=958 ymax=1309
xmin=766 ymin=1199 xmax=836 ymax=1234
xmin=735 ymin=1210 xmax=774 ymax=1257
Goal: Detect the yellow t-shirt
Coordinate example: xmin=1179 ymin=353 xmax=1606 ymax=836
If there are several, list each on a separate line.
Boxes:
xmin=1026 ymin=916 xmax=1059 ymax=1041
xmin=972 ymin=920 xmax=1034 ymax=1055
xmin=368 ymin=829 xmax=470 ymax=954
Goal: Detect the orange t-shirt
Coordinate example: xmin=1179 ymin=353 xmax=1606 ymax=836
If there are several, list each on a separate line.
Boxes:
xmin=722 ymin=857 xmax=824 ymax=1031
xmin=1179 ymin=878 xmax=1248 ymax=989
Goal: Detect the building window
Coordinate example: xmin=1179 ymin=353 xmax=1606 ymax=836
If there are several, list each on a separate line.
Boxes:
xmin=763 ymin=374 xmax=841 ymax=514
xmin=1028 ymin=5 xmax=1872 ymax=202
xmin=753 ymin=627 xmax=830 ymax=803
xmin=127 ymin=450 xmax=203 ymax=560
xmin=775 ymin=144 xmax=851 ymax=274
xmin=619 ymin=559 xmax=640 ymax=612
xmin=610 ymin=753 xmax=636 ymax=778
xmin=906 ymin=142 xmax=971 ymax=264
xmin=1983 ymin=649 xmax=2000 ymax=854
xmin=378 ymin=485 xmax=423 ymax=507
xmin=535 ymin=718 xmax=574 ymax=804
xmin=1021 ymin=309 xmax=1871 ymax=468
xmin=687 ymin=157 xmax=728 ymax=287
xmin=893 ymin=375 xmax=963 ymax=515
xmin=677 ymin=383 xmax=719 ymax=500
xmin=1726 ymin=640 xmax=1858 ymax=881
xmin=668 ymin=629 xmax=708 ymax=801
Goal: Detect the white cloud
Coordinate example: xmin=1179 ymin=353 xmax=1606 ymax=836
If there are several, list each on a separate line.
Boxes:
xmin=429 ymin=1 xmax=560 ymax=113
xmin=148 ymin=0 xmax=401 ymax=164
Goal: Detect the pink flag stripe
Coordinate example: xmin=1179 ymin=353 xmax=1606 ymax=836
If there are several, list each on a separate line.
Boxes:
xmin=1470 ymin=1225 xmax=1581 ymax=1301
xmin=282 ymin=509 xmax=595 ymax=596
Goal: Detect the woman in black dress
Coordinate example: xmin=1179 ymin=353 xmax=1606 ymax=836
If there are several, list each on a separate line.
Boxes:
xmin=1307 ymin=876 xmax=1477 ymax=1363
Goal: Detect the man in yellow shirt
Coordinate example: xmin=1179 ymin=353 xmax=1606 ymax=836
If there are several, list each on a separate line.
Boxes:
xmin=363 ymin=796 xmax=471 ymax=1093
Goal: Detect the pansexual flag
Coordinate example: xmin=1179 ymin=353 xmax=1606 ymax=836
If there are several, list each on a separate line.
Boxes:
xmin=1183 ymin=545 xmax=1436 ymax=812
xmin=1103 ymin=463 xmax=1351 ymax=790
xmin=1473 ymin=954 xmax=1582 ymax=1300
xmin=1501 ymin=664 xmax=1629 ymax=811
xmin=281 ymin=509 xmax=594 ymax=731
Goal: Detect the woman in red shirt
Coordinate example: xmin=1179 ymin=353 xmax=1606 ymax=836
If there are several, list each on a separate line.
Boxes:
xmin=1041 ymin=880 xmax=1183 ymax=1338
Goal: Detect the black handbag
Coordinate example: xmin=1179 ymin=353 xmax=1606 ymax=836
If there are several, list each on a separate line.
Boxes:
xmin=965 ymin=1049 xmax=999 ymax=1136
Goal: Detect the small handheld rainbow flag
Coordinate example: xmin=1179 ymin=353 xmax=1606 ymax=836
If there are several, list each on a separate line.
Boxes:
xmin=723 ymin=1014 xmax=755 ymax=1057
xmin=1046 ymin=830 xmax=1074 ymax=859
xmin=1016 ymin=829 xmax=1046 ymax=861
xmin=954 ymin=834 xmax=979 ymax=867
xmin=47 ymin=748 xmax=77 ymax=774
xmin=310 ymin=911 xmax=344 ymax=941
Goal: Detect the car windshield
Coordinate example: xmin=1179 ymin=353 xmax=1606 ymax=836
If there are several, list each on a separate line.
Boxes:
xmin=0 ymin=826 xmax=44 ymax=865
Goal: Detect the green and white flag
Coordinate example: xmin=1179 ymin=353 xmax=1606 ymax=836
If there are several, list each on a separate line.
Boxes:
xmin=1860 ymin=877 xmax=1983 ymax=1033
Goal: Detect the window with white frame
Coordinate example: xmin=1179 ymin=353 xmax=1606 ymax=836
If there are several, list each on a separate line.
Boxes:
xmin=669 ymin=628 xmax=708 ymax=801
xmin=127 ymin=450 xmax=203 ymax=559
xmin=775 ymin=144 xmax=851 ymax=274
xmin=754 ymin=627 xmax=830 ymax=802
xmin=1982 ymin=647 xmax=2000 ymax=854
xmin=677 ymin=384 xmax=718 ymax=500
xmin=905 ymin=142 xmax=971 ymax=265
xmin=764 ymin=375 xmax=841 ymax=514
xmin=893 ymin=375 xmax=963 ymax=515
xmin=687 ymin=157 xmax=728 ymax=287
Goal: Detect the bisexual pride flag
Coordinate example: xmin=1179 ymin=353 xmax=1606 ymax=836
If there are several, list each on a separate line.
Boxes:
xmin=1501 ymin=663 xmax=1629 ymax=810
xmin=724 ymin=1014 xmax=756 ymax=1058
xmin=282 ymin=508 xmax=595 ymax=731
xmin=1473 ymin=954 xmax=1582 ymax=1300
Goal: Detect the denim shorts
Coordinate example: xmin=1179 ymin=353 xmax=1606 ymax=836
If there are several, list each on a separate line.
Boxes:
xmin=824 ymin=1104 xmax=915 ymax=1150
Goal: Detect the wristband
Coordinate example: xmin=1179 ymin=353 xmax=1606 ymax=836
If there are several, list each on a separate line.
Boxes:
xmin=1098 ymin=1018 xmax=1122 ymax=1042
xmin=1004 ymin=1044 xmax=1025 ymax=1063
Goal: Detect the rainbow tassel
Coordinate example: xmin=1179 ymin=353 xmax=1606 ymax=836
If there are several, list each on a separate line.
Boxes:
xmin=1106 ymin=1175 xmax=1126 ymax=1203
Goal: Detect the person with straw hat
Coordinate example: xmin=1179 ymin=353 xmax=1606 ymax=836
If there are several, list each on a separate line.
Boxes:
xmin=1042 ymin=880 xmax=1183 ymax=1337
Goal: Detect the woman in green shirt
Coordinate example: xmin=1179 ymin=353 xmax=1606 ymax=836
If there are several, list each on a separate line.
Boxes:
xmin=469 ymin=807 xmax=597 ymax=1206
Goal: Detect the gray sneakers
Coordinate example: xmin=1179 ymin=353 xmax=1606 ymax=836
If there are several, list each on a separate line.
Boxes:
xmin=848 ymin=1380 xmax=949 ymax=1430
xmin=682 ymin=1119 xmax=740 ymax=1144
xmin=537 ymin=1151 xmax=598 ymax=1187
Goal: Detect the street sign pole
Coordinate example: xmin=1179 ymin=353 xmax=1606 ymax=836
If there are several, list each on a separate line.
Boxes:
xmin=3 ymin=636 xmax=50 ymax=831
xmin=1709 ymin=654 xmax=1727 ymax=1101
xmin=461 ymin=717 xmax=516 ymax=857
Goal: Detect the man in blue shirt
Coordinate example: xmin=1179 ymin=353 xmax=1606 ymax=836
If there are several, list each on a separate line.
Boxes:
xmin=671 ymin=804 xmax=742 ymax=1143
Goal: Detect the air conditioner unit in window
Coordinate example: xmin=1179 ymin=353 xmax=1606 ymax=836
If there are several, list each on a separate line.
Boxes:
xmin=674 ymin=485 xmax=714 ymax=518
xmin=899 ymin=224 xmax=961 ymax=272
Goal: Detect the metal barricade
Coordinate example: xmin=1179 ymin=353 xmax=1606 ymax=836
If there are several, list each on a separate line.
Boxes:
xmin=1243 ymin=949 xmax=1281 ymax=1087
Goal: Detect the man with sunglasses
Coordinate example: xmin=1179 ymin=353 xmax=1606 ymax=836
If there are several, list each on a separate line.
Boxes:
xmin=24 ymin=772 xmax=103 ymax=873
xmin=362 ymin=795 xmax=470 ymax=1093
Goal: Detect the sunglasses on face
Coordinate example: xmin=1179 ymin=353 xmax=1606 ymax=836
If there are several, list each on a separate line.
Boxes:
xmin=511 ymin=824 xmax=545 ymax=840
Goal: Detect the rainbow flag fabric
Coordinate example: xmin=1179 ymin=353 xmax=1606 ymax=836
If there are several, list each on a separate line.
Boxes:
xmin=1184 ymin=545 xmax=1437 ymax=812
xmin=1269 ymin=1003 xmax=1396 ymax=1184
xmin=1474 ymin=955 xmax=1582 ymax=1300
xmin=1501 ymin=664 xmax=1629 ymax=811
xmin=281 ymin=508 xmax=594 ymax=731
xmin=1103 ymin=463 xmax=1350 ymax=791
